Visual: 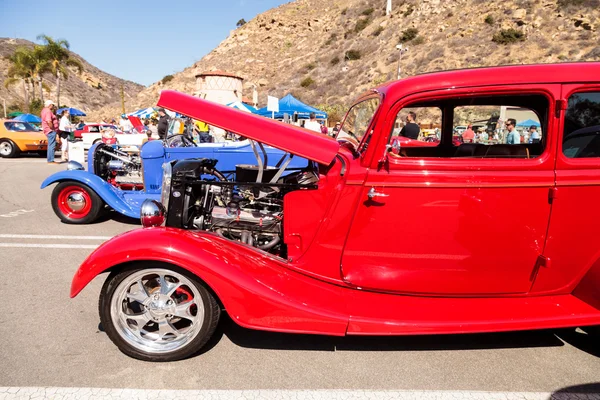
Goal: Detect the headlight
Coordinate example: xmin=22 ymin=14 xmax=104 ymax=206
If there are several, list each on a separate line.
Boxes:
xmin=160 ymin=162 xmax=173 ymax=212
xmin=140 ymin=199 xmax=165 ymax=228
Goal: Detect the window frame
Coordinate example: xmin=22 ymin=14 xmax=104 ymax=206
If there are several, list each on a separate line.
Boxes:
xmin=369 ymin=85 xmax=559 ymax=172
xmin=557 ymin=85 xmax=600 ymax=170
xmin=338 ymin=92 xmax=383 ymax=159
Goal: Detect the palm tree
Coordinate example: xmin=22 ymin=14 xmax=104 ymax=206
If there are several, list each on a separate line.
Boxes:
xmin=37 ymin=34 xmax=84 ymax=107
xmin=4 ymin=47 xmax=34 ymax=112
xmin=30 ymin=45 xmax=51 ymax=103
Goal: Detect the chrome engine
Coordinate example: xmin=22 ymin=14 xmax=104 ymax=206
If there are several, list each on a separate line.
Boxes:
xmin=93 ymin=144 xmax=143 ymax=189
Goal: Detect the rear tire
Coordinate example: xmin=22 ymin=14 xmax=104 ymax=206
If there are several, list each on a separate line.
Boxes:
xmin=0 ymin=139 xmax=20 ymax=158
xmin=51 ymin=181 xmax=104 ymax=224
xmin=99 ymin=263 xmax=221 ymax=361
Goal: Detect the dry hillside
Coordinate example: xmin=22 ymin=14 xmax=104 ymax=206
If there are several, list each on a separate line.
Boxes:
xmin=95 ymin=0 xmax=599 ymax=120
xmin=0 ymin=38 xmax=144 ymax=114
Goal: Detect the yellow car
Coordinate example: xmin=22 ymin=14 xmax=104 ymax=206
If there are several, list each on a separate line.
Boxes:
xmin=0 ymin=120 xmax=48 ymax=158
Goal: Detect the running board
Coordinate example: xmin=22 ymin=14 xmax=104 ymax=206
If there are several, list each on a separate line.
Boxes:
xmin=346 ymin=293 xmax=600 ymax=335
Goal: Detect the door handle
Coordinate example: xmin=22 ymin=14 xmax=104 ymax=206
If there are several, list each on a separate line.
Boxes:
xmin=368 ymin=187 xmax=389 ymax=199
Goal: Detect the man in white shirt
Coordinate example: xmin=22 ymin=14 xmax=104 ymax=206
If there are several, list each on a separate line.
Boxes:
xmin=304 ymin=112 xmax=322 ymax=133
xmin=529 ymin=125 xmax=541 ymax=143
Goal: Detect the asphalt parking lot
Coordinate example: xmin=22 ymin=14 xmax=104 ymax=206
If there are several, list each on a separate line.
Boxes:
xmin=0 ymin=155 xmax=599 ymax=395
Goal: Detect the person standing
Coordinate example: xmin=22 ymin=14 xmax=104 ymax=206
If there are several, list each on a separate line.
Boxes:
xmin=58 ymin=109 xmax=73 ymax=162
xmin=399 ymin=111 xmax=420 ymax=140
xmin=462 ymin=124 xmax=475 ymax=143
xmin=41 ymin=100 xmax=59 ymax=163
xmin=194 ymin=120 xmax=212 ymax=143
xmin=304 ymin=112 xmax=322 ymax=133
xmin=157 ymin=108 xmax=170 ymax=139
xmin=529 ymin=125 xmax=541 ymax=143
xmin=332 ymin=121 xmax=342 ymax=137
xmin=505 ymin=118 xmax=521 ymax=144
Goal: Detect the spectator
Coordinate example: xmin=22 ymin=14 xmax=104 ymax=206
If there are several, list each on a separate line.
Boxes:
xmin=141 ymin=130 xmax=154 ymax=145
xmin=58 ymin=109 xmax=73 ymax=162
xmin=304 ymin=112 xmax=322 ymax=133
xmin=332 ymin=121 xmax=342 ymax=137
xmin=529 ymin=125 xmax=541 ymax=143
xmin=505 ymin=118 xmax=520 ymax=144
xmin=399 ymin=111 xmax=420 ymax=140
xmin=462 ymin=124 xmax=475 ymax=143
xmin=194 ymin=119 xmax=212 ymax=143
xmin=477 ymin=127 xmax=488 ymax=142
xmin=76 ymin=120 xmax=85 ymax=130
xmin=157 ymin=108 xmax=170 ymax=139
xmin=41 ymin=100 xmax=59 ymax=164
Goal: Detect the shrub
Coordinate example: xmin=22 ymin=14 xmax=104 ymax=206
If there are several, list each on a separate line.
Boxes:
xmin=341 ymin=8 xmax=347 ymax=15
xmin=399 ymin=28 xmax=419 ymax=42
xmin=492 ymin=28 xmax=527 ymax=44
xmin=412 ymin=36 xmax=425 ymax=45
xmin=345 ymin=49 xmax=361 ymax=60
xmin=330 ymin=56 xmax=340 ymax=65
xmin=484 ymin=15 xmax=494 ymax=24
xmin=403 ymin=5 xmax=414 ymax=16
xmin=300 ymin=76 xmax=315 ymax=88
xmin=161 ymin=74 xmax=174 ymax=84
xmin=361 ymin=7 xmax=374 ymax=16
xmin=305 ymin=62 xmax=316 ymax=71
xmin=236 ymin=18 xmax=247 ymax=27
xmin=372 ymin=26 xmax=384 ymax=36
xmin=29 ymin=99 xmax=43 ymax=115
xmin=354 ymin=18 xmax=371 ymax=33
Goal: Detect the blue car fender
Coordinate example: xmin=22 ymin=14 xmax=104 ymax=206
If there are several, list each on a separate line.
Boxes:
xmin=40 ymin=171 xmax=138 ymax=218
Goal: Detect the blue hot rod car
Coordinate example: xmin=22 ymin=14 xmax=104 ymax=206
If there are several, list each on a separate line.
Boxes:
xmin=41 ymin=136 xmax=308 ymax=224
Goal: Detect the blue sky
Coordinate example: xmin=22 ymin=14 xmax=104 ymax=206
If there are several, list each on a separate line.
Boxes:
xmin=0 ymin=0 xmax=291 ymax=86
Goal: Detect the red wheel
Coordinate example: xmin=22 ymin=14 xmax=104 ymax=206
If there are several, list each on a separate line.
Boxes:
xmin=51 ymin=181 xmax=104 ymax=224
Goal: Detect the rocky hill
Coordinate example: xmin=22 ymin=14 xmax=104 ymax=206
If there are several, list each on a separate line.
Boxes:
xmin=96 ymin=0 xmax=600 ymax=120
xmin=0 ymin=38 xmax=144 ymax=114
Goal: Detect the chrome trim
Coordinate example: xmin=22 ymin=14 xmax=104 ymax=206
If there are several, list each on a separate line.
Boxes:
xmin=160 ymin=162 xmax=173 ymax=214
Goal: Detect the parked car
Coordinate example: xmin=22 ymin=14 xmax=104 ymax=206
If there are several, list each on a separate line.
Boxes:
xmin=70 ymin=63 xmax=600 ymax=361
xmin=0 ymin=120 xmax=47 ymax=158
xmin=74 ymin=123 xmax=119 ymax=139
xmin=41 ymin=133 xmax=308 ymax=224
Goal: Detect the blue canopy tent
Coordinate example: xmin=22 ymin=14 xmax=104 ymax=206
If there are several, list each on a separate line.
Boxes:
xmin=255 ymin=94 xmax=327 ymax=119
xmin=516 ymin=119 xmax=541 ymax=128
xmin=227 ymin=101 xmax=258 ymax=114
xmin=56 ymin=107 xmax=86 ymax=116
xmin=13 ymin=113 xmax=41 ymax=123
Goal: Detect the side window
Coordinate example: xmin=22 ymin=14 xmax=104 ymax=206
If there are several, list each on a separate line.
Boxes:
xmin=89 ymin=126 xmax=100 ymax=133
xmin=338 ymin=97 xmax=380 ymax=147
xmin=387 ymin=94 xmax=547 ymax=159
xmin=563 ymin=92 xmax=600 ymax=158
xmin=389 ymin=107 xmax=442 ymax=148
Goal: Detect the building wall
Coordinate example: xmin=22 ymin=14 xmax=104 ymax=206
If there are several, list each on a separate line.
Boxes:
xmin=195 ymin=75 xmax=243 ymax=105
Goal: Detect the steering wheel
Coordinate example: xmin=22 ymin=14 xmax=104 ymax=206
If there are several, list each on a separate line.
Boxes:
xmin=165 ymin=134 xmax=198 ymax=148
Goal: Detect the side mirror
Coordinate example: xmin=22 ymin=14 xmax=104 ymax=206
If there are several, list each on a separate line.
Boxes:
xmin=379 ymin=144 xmax=392 ymax=164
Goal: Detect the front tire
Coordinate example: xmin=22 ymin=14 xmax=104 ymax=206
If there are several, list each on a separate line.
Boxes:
xmin=51 ymin=181 xmax=104 ymax=224
xmin=99 ymin=264 xmax=220 ymax=361
xmin=0 ymin=139 xmax=20 ymax=158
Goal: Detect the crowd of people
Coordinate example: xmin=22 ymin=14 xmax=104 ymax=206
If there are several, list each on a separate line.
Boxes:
xmin=458 ymin=120 xmax=541 ymax=144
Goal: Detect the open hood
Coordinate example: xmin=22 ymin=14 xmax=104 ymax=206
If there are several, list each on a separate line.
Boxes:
xmin=157 ymin=90 xmax=339 ymax=165
xmin=127 ymin=115 xmax=145 ymax=133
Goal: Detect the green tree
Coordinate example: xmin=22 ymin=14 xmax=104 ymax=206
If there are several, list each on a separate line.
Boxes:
xmin=4 ymin=47 xmax=33 ymax=112
xmin=29 ymin=45 xmax=52 ymax=103
xmin=37 ymin=34 xmax=84 ymax=107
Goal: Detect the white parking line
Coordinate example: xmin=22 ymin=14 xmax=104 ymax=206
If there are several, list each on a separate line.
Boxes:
xmin=0 ymin=243 xmax=98 ymax=249
xmin=0 ymin=234 xmax=111 ymax=240
xmin=0 ymin=388 xmax=597 ymax=400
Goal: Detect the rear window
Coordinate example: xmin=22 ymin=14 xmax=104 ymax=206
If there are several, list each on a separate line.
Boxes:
xmin=4 ymin=122 xmax=37 ymax=131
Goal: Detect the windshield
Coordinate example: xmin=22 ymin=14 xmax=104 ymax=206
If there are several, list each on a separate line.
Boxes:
xmin=4 ymin=121 xmax=38 ymax=132
xmin=337 ymin=97 xmax=380 ymax=147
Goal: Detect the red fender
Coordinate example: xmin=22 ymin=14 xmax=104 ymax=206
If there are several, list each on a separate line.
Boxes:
xmin=72 ymin=227 xmax=349 ymax=335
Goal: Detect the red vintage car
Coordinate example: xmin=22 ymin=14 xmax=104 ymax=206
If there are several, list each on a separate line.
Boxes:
xmin=72 ymin=63 xmax=600 ymax=361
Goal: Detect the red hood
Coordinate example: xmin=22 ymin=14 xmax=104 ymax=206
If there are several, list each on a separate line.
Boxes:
xmin=127 ymin=115 xmax=145 ymax=132
xmin=157 ymin=90 xmax=339 ymax=165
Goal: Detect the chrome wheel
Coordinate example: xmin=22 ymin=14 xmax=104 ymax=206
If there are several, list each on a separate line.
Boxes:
xmin=110 ymin=268 xmax=205 ymax=354
xmin=0 ymin=140 xmax=14 ymax=157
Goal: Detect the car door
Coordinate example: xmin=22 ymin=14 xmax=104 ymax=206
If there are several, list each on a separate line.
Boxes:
xmin=341 ymin=85 xmax=559 ymax=295
xmin=532 ymin=85 xmax=600 ymax=294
